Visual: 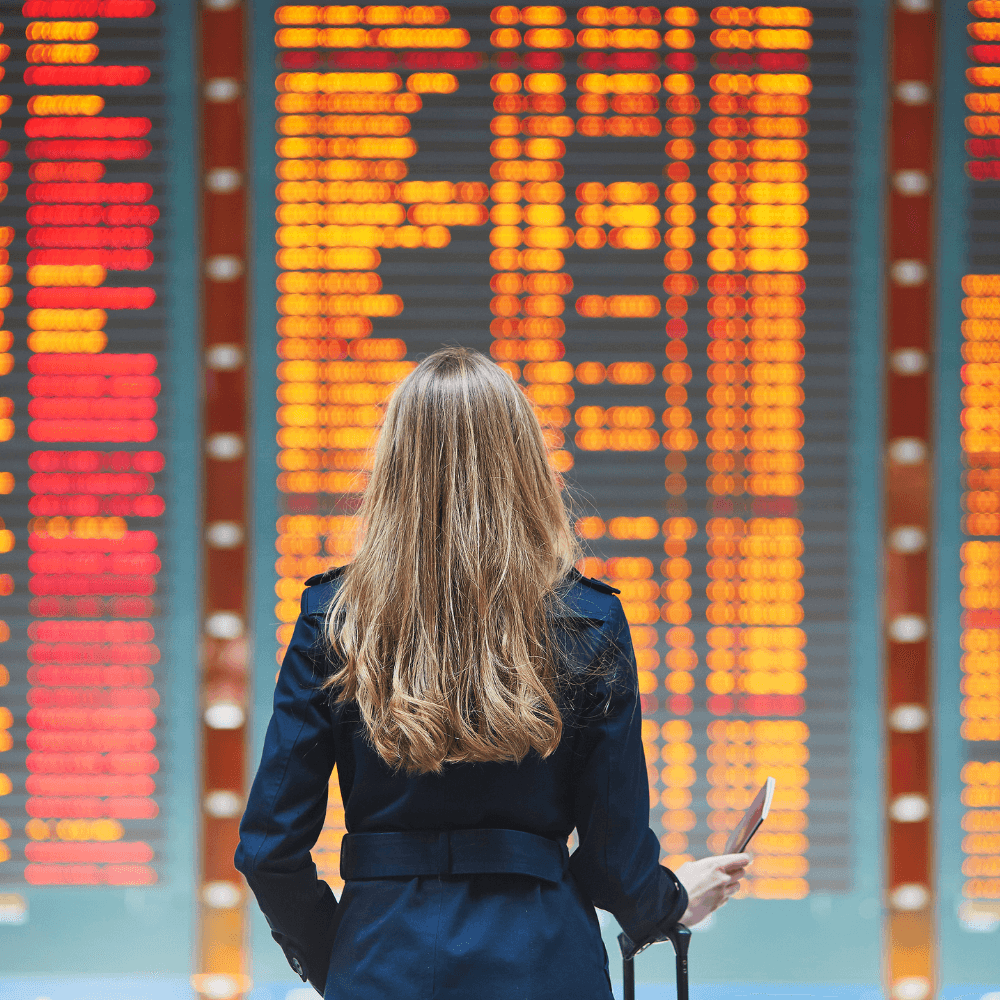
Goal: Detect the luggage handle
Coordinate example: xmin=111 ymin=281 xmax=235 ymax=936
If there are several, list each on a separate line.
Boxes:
xmin=618 ymin=924 xmax=690 ymax=1000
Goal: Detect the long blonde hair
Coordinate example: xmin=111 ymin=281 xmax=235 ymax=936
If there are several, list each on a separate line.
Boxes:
xmin=321 ymin=345 xmax=584 ymax=775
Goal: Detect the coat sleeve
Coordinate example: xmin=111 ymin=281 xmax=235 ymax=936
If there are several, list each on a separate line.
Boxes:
xmin=567 ymin=598 xmax=688 ymax=954
xmin=234 ymin=589 xmax=339 ymax=994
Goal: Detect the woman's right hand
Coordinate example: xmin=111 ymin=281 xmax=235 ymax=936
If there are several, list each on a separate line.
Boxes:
xmin=673 ymin=853 xmax=751 ymax=927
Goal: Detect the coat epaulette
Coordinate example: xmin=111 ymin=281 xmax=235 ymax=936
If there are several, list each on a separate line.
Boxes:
xmin=304 ymin=564 xmax=348 ymax=588
xmin=569 ymin=567 xmax=621 ymax=595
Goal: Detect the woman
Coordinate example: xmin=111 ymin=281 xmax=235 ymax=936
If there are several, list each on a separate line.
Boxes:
xmin=235 ymin=346 xmax=750 ymax=999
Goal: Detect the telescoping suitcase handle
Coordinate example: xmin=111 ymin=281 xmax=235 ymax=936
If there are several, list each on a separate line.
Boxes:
xmin=618 ymin=924 xmax=691 ymax=1000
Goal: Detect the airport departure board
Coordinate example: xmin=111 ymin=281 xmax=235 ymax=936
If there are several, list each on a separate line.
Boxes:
xmin=946 ymin=0 xmax=1000 ymax=949
xmin=0 ymin=0 xmax=998 ymax=990
xmin=0 ymin=0 xmax=169 ymax=886
xmin=259 ymin=1 xmax=856 ymax=915
xmin=256 ymin=1 xmax=1000 ymax=986
xmin=0 ymin=0 xmax=198 ymax=977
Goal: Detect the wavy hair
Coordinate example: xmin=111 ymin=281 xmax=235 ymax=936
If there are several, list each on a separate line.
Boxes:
xmin=321 ymin=346 xmax=585 ymax=775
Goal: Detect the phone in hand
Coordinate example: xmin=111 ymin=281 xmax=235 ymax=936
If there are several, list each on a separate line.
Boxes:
xmin=721 ymin=777 xmax=775 ymax=855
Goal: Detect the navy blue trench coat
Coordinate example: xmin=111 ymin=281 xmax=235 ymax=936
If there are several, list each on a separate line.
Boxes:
xmin=235 ymin=568 xmax=688 ymax=999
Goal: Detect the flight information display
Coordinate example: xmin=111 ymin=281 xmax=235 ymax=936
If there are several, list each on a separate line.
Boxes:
xmin=0 ymin=0 xmax=197 ymax=972
xmin=256 ymin=1 xmax=858 ymax=933
xmin=1 ymin=0 xmax=998 ymax=991
xmin=953 ymin=0 xmax=1000 ymax=939
xmin=0 ymin=0 xmax=166 ymax=895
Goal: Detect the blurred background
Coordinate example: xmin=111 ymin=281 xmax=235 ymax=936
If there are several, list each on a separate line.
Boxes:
xmin=0 ymin=1 xmax=996 ymax=998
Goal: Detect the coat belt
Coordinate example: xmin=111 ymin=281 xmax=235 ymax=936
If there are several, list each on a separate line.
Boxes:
xmin=339 ymin=827 xmax=570 ymax=885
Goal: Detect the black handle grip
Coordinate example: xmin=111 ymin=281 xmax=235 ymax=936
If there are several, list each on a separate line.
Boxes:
xmin=666 ymin=925 xmax=691 ymax=1000
xmin=618 ymin=923 xmax=690 ymax=1000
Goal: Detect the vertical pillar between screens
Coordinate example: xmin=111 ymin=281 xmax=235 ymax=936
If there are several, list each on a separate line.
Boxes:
xmin=883 ymin=3 xmax=938 ymax=999
xmin=196 ymin=1 xmax=250 ymax=997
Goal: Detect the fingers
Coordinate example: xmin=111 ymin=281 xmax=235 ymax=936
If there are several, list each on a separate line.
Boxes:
xmin=716 ymin=854 xmax=752 ymax=874
xmin=683 ymin=854 xmax=748 ymax=915
xmin=716 ymin=864 xmax=750 ymax=883
xmin=719 ymin=870 xmax=745 ymax=894
xmin=713 ymin=866 xmax=744 ymax=886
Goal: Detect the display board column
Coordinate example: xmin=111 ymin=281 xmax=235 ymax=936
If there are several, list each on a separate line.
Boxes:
xmin=196 ymin=1 xmax=251 ymax=997
xmin=883 ymin=3 xmax=939 ymax=998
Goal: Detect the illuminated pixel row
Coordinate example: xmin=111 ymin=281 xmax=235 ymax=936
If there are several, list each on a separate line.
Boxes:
xmin=0 ymin=5 xmax=162 ymax=888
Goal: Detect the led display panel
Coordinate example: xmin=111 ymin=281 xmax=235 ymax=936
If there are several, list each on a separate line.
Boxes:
xmin=251 ymin=2 xmax=873 ymax=982
xmin=939 ymin=0 xmax=1000 ymax=960
xmin=0 ymin=0 xmax=197 ymax=976
xmin=4 ymin=0 xmax=1000 ymax=992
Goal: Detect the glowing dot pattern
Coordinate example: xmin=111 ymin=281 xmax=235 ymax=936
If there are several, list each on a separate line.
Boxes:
xmin=704 ymin=12 xmax=810 ymax=901
xmin=656 ymin=12 xmax=699 ymax=869
xmin=959 ymin=274 xmax=1000 ymax=902
xmin=558 ymin=5 xmax=696 ymax=870
xmin=966 ymin=2 xmax=1000 ymax=181
xmin=490 ymin=10 xmax=572 ymax=475
xmin=18 ymin=8 xmax=161 ymax=887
